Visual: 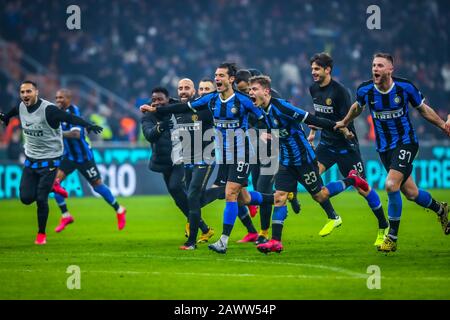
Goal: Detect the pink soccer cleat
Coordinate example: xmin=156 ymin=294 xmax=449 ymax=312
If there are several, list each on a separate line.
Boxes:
xmin=35 ymin=233 xmax=47 ymax=245
xmin=52 ymin=178 xmax=68 ymax=198
xmin=347 ymin=169 xmax=369 ymax=192
xmin=55 ymin=215 xmax=74 ymax=233
xmin=117 ymin=206 xmax=126 ymax=230
xmin=256 ymin=239 xmax=283 ymax=254
xmin=237 ymin=232 xmax=258 ymax=243
xmin=248 ymin=205 xmax=259 ymax=218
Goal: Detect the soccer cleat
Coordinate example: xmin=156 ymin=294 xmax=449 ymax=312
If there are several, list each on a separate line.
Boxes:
xmin=256 ymin=239 xmax=283 ymax=254
xmin=237 ymin=232 xmax=258 ymax=243
xmin=185 ymin=222 xmax=190 ymax=238
xmin=377 ymin=236 xmax=397 ymax=252
xmin=179 ymin=243 xmax=197 ymax=250
xmin=208 ymin=239 xmax=227 ymax=254
xmin=55 ymin=215 xmax=74 ymax=233
xmin=288 ymin=192 xmax=301 ymax=214
xmin=35 ymin=233 xmax=47 ymax=245
xmin=437 ymin=202 xmax=449 ymax=235
xmin=373 ymin=228 xmax=389 ymax=246
xmin=255 ymin=230 xmax=269 ymax=245
xmin=116 ymin=206 xmax=126 ymax=230
xmin=197 ymin=227 xmax=215 ymax=243
xmin=347 ymin=169 xmax=369 ymax=192
xmin=318 ymin=216 xmax=342 ymax=237
xmin=52 ymin=178 xmax=68 ymax=198
xmin=248 ymin=205 xmax=259 ymax=218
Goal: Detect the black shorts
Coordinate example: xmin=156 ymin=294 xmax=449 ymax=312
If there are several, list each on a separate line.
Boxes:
xmin=315 ymin=144 xmax=366 ymax=178
xmin=20 ymin=160 xmax=59 ymax=203
xmin=213 ymin=164 xmax=228 ymax=186
xmin=275 ymin=161 xmax=323 ymax=195
xmin=379 ymin=143 xmax=418 ymax=183
xmin=59 ymin=158 xmax=101 ymax=184
xmin=226 ymin=161 xmax=252 ymax=187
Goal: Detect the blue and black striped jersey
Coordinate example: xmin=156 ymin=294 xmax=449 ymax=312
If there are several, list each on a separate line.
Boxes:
xmin=61 ymin=105 xmax=93 ymax=163
xmin=188 ymin=91 xmax=264 ymax=163
xmin=356 ymin=77 xmax=424 ymax=152
xmin=263 ymin=98 xmax=316 ymax=166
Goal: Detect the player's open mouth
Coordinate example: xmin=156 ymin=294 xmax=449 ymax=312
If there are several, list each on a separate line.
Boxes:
xmin=216 ymin=82 xmax=223 ymax=89
xmin=250 ymin=96 xmax=256 ymax=103
xmin=373 ymin=73 xmax=381 ymax=80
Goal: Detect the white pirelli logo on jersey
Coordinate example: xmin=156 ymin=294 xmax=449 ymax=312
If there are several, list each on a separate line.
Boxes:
xmin=214 ymin=119 xmax=240 ymax=128
xmin=372 ymin=108 xmax=404 ymax=120
xmin=313 ymin=104 xmax=334 ymax=114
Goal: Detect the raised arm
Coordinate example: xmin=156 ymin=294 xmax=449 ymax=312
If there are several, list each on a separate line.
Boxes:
xmin=46 ymin=105 xmax=103 ymax=134
xmin=334 ymin=102 xmax=363 ymax=130
xmin=0 ymin=106 xmax=19 ymax=126
xmin=416 ymin=103 xmax=450 ymax=136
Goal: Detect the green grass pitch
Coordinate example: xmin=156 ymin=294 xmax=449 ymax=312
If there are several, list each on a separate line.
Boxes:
xmin=0 ymin=190 xmax=449 ymax=300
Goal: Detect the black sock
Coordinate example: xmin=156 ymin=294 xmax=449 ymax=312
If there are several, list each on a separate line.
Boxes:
xmin=201 ymin=187 xmax=225 ymax=207
xmin=198 ymin=219 xmax=209 ymax=234
xmin=319 ymin=199 xmax=338 ymax=219
xmin=187 ymin=211 xmax=201 ymax=245
xmin=223 ymin=223 xmax=234 ymax=236
xmin=37 ymin=201 xmax=49 ymax=234
xmin=272 ymin=223 xmax=283 ymax=241
xmin=261 ymin=193 xmax=274 ymax=204
xmin=388 ymin=219 xmax=400 ymax=239
xmin=373 ymin=207 xmax=389 ymax=229
xmin=260 ymin=204 xmax=271 ymax=230
xmin=111 ymin=201 xmax=120 ymax=211
xmin=429 ymin=199 xmax=443 ymax=215
xmin=240 ymin=215 xmax=257 ymax=233
xmin=59 ymin=203 xmax=68 ymax=214
xmin=342 ymin=177 xmax=355 ymax=188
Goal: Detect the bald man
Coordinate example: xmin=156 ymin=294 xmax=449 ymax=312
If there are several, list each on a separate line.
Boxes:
xmin=53 ymin=89 xmax=126 ymax=232
xmin=174 ymin=78 xmax=217 ymax=249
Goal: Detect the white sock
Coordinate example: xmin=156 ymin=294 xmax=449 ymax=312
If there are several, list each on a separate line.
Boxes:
xmin=220 ymin=235 xmax=229 ymax=246
xmin=62 ymin=212 xmax=71 ymax=218
xmin=117 ymin=206 xmax=125 ymax=214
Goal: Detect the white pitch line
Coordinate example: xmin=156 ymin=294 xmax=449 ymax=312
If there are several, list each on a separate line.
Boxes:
xmin=0 ymin=269 xmax=360 ymax=280
xmin=0 ymin=251 xmax=367 ymax=278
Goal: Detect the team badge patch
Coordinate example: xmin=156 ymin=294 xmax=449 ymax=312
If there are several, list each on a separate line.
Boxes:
xmin=192 ymin=114 xmax=199 ymax=121
xmin=231 ymin=107 xmax=238 ymax=114
xmin=394 ymin=95 xmax=401 ymax=104
xmin=326 ymin=98 xmax=332 ymax=106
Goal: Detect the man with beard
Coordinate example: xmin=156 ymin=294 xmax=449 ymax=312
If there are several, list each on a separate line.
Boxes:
xmin=0 ymin=81 xmax=102 ymax=244
xmin=335 ymin=53 xmax=450 ymax=252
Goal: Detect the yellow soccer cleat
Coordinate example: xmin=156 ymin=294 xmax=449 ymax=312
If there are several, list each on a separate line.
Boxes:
xmin=185 ymin=223 xmax=190 ymax=238
xmin=377 ymin=236 xmax=397 ymax=252
xmin=318 ymin=216 xmax=342 ymax=237
xmin=255 ymin=229 xmax=269 ymax=245
xmin=197 ymin=227 xmax=214 ymax=244
xmin=373 ymin=228 xmax=389 ymax=246
xmin=437 ymin=202 xmax=449 ymax=235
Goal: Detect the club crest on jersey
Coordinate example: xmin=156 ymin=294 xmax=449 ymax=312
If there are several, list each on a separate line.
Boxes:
xmin=394 ymin=95 xmax=401 ymax=104
xmin=273 ymin=119 xmax=279 ymax=126
xmin=326 ymin=98 xmax=333 ymax=106
xmin=231 ymin=107 xmax=238 ymax=114
xmin=191 ymin=114 xmax=199 ymax=121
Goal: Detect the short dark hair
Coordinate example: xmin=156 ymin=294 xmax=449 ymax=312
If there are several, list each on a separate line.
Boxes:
xmin=200 ymin=77 xmax=214 ymax=84
xmin=217 ymin=62 xmax=238 ymax=78
xmin=21 ymin=80 xmax=38 ymax=89
xmin=151 ymin=87 xmax=169 ymax=97
xmin=235 ymin=69 xmax=252 ymax=84
xmin=248 ymin=68 xmax=262 ymax=77
xmin=373 ymin=52 xmax=394 ymax=65
xmin=310 ymin=53 xmax=333 ymax=71
xmin=249 ymin=75 xmax=272 ymax=90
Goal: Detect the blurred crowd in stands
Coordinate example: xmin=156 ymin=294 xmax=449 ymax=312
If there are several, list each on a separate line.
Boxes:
xmin=0 ymin=0 xmax=449 ymax=152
